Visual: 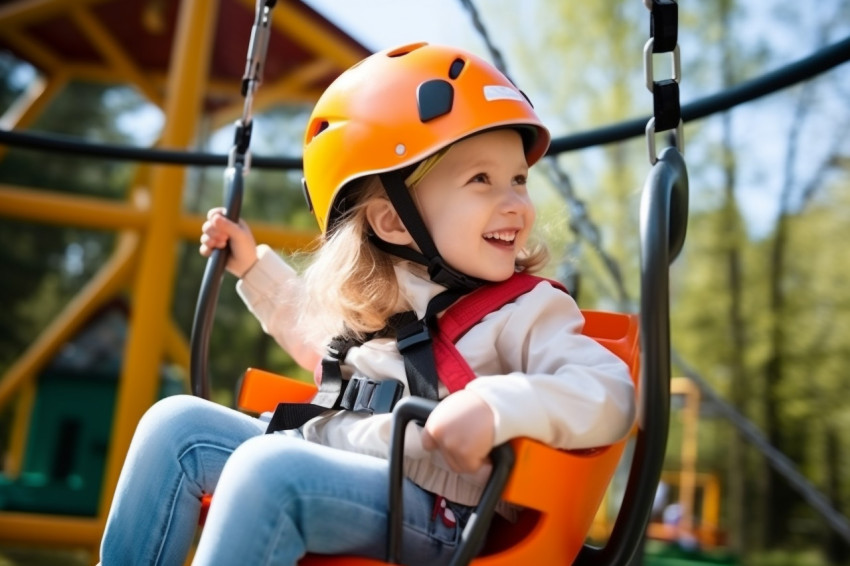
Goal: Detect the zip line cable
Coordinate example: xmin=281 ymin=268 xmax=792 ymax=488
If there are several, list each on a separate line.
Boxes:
xmin=0 ymin=0 xmax=848 ymax=548
xmin=461 ymin=0 xmax=850 ymax=547
xmin=456 ymin=0 xmax=513 ymax=83
xmin=0 ymin=35 xmax=847 ymax=168
xmin=672 ymin=350 xmax=850 ymax=544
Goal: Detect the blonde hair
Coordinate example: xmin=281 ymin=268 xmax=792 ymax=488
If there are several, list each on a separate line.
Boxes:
xmin=300 ymin=176 xmax=398 ymax=344
xmin=300 ymin=149 xmax=549 ymax=344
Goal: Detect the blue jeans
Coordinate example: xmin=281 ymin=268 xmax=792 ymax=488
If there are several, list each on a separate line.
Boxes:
xmin=99 ymin=395 xmax=471 ymax=565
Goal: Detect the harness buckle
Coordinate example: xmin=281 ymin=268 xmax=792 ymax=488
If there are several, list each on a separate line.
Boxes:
xmin=396 ymin=322 xmax=431 ymax=351
xmin=341 ymin=376 xmax=405 ymax=415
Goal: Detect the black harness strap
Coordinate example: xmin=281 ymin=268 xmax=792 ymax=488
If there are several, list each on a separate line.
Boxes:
xmin=265 ymin=312 xmax=415 ymax=432
xmin=396 ymin=289 xmax=465 ymax=400
xmin=264 ymin=290 xmax=467 ymax=433
xmin=377 ymin=172 xmax=484 ymax=292
xmin=264 ymin=338 xmax=352 ymax=433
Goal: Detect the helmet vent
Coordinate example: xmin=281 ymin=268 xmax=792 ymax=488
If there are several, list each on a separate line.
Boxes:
xmin=306 ymin=119 xmax=329 ymax=143
xmin=417 ymin=79 xmax=454 ymax=122
xmin=448 ymin=58 xmax=465 ymax=79
xmin=387 ymin=42 xmax=428 ymax=58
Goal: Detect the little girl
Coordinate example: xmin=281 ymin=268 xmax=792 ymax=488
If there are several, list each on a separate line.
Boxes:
xmin=99 ymin=42 xmax=635 ymax=566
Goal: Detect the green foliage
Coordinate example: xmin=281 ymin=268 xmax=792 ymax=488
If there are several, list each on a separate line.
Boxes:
xmin=172 ymin=106 xmax=317 ymax=400
xmin=746 ymin=549 xmax=833 ymax=566
xmin=2 ymin=0 xmax=850 ymax=559
xmin=0 ymin=78 xmax=138 ymax=372
xmin=0 ymin=68 xmax=314 ymax=401
xmin=523 ymin=0 xmax=850 ymax=558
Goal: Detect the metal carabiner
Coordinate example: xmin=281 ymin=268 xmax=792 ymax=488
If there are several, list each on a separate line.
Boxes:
xmin=645 ymin=117 xmax=684 ymax=165
xmin=643 ymin=38 xmax=681 ymax=93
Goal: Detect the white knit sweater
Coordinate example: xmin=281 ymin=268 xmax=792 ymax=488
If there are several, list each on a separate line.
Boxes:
xmin=236 ymin=244 xmax=635 ymax=506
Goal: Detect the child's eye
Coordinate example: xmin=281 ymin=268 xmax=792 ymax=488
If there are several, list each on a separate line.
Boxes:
xmin=469 ymin=173 xmax=489 ymax=184
xmin=513 ymin=174 xmax=528 ymax=186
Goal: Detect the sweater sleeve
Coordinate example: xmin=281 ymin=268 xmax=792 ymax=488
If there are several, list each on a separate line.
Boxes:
xmin=235 ymin=244 xmax=322 ymax=371
xmin=462 ymin=281 xmax=636 ymax=450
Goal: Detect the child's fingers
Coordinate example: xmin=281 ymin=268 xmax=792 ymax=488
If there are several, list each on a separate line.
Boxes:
xmin=199 ymin=207 xmax=257 ymax=277
xmin=206 ymin=206 xmax=227 ymax=220
xmin=199 ymin=233 xmax=223 ymax=257
xmin=200 ymin=221 xmax=227 ymax=247
xmin=422 ymin=422 xmax=486 ymax=474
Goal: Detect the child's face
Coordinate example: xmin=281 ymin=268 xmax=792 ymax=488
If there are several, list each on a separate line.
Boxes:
xmin=413 ymin=129 xmax=535 ymax=283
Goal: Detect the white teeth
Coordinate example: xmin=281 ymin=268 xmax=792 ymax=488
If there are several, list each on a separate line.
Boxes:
xmin=484 ymin=231 xmax=516 ymax=242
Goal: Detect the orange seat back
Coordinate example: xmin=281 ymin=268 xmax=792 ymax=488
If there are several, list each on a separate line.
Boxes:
xmin=229 ymin=309 xmax=640 ymax=565
xmin=237 ymin=367 xmax=319 ymax=412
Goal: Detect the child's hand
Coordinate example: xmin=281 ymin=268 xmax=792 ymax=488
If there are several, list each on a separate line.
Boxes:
xmin=421 ymin=390 xmax=495 ymax=474
xmin=199 ymin=207 xmax=258 ymax=277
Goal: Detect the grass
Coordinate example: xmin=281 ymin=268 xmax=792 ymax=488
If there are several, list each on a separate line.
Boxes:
xmin=0 ymin=545 xmax=93 ymax=566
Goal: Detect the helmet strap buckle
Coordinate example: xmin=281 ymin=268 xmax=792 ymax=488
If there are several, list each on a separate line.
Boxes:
xmin=428 ymin=256 xmax=483 ymax=293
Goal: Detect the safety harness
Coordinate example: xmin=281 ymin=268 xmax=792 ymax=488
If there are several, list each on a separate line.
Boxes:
xmin=265 ymin=271 xmax=567 ymax=433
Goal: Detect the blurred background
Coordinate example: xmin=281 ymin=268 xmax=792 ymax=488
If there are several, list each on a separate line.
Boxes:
xmin=1 ymin=0 xmax=849 ymax=564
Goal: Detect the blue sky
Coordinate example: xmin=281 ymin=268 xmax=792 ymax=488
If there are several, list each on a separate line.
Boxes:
xmin=116 ymin=1 xmax=850 ymax=239
xmin=303 ymin=0 xmax=480 ymax=52
xmin=299 ymin=1 xmax=848 ymax=240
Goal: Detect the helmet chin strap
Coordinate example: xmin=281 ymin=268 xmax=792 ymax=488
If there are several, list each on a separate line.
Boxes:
xmin=375 ymin=171 xmax=485 ymax=293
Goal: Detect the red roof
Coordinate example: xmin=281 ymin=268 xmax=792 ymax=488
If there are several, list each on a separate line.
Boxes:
xmin=0 ymin=0 xmax=372 ymax=112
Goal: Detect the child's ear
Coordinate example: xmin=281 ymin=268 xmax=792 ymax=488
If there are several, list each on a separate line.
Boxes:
xmin=365 ymin=197 xmax=413 ymax=246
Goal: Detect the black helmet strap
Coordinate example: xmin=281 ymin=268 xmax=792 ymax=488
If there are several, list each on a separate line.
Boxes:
xmin=375 ymin=171 xmax=484 ymax=293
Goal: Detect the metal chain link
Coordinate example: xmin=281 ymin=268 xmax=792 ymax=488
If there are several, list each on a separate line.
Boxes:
xmin=644 ymin=0 xmax=683 ymax=164
xmin=457 ymin=0 xmax=632 ymax=306
xmin=229 ymin=0 xmax=277 ymax=172
xmin=457 ymin=0 xmax=513 ymax=83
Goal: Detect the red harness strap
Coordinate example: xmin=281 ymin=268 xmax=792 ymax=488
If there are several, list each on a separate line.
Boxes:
xmin=432 ymin=272 xmax=567 ymax=393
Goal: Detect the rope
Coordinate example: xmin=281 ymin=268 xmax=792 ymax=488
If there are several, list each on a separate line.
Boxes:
xmin=0 ymin=35 xmax=847 ymax=167
xmin=0 ymin=128 xmax=300 ymax=168
xmin=457 ymin=0 xmax=632 ymax=305
xmin=550 ymin=34 xmax=850 ymax=153
xmin=672 ymin=349 xmax=850 ymax=544
xmin=456 ymin=0 xmax=512 ymax=82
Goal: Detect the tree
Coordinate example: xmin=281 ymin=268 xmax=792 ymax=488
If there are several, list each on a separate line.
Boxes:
xmin=0 ymin=77 xmax=141 ymax=372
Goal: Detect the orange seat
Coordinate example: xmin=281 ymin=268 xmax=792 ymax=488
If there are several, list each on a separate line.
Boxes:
xmin=203 ymin=310 xmax=640 ymax=564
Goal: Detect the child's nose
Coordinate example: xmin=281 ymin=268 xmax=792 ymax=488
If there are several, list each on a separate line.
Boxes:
xmin=498 ymin=186 xmax=529 ymax=213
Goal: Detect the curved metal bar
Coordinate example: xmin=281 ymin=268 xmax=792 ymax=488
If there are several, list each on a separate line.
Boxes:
xmin=576 ymin=146 xmax=688 ymax=565
xmin=189 ymin=163 xmax=244 ymax=399
xmin=2 ymin=35 xmax=848 ymax=166
xmin=449 ymin=445 xmax=515 ymax=566
xmin=387 ymin=396 xmax=515 ymax=565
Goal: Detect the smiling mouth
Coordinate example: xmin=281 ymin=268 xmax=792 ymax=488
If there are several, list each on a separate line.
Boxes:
xmin=483 ymin=230 xmax=518 ymax=247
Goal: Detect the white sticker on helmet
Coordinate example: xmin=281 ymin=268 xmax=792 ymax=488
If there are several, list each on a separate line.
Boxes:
xmin=483 ymin=85 xmax=524 ymax=102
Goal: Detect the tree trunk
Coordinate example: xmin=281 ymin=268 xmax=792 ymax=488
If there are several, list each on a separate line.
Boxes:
xmin=825 ymin=426 xmax=849 ymax=563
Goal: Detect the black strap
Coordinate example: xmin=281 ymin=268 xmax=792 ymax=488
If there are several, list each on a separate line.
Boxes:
xmin=396 ymin=289 xmax=466 ymax=400
xmin=264 ymin=318 xmax=419 ymax=432
xmin=264 ymin=402 xmax=329 ymax=432
xmin=341 ymin=376 xmax=405 ymax=414
xmin=265 ymin=288 xmax=466 ymax=432
xmin=264 ymin=335 xmax=357 ymax=433
xmin=264 ymin=354 xmax=345 ymax=433
xmin=377 ymin=172 xmax=485 ymax=293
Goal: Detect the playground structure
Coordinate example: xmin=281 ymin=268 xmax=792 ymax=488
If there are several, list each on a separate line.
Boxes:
xmin=2 ymin=0 xmax=850 ymax=563
xmin=0 ymin=0 xmax=368 ymax=554
xmin=648 ymin=377 xmax=723 ymax=550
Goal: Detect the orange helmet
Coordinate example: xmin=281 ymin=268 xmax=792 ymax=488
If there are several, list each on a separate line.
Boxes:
xmin=302 ymin=42 xmax=551 ymax=234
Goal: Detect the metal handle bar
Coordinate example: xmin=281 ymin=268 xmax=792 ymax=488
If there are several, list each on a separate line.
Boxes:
xmin=189 ymin=163 xmax=244 ymax=399
xmin=189 ymin=0 xmax=275 ymax=399
xmin=387 ymin=396 xmax=515 ymax=565
xmin=576 ymin=145 xmax=688 ymax=566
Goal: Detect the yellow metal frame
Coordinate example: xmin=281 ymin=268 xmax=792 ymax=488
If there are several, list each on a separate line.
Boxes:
xmin=0 ymin=0 xmax=366 ymax=556
xmin=645 ymin=377 xmax=723 ymax=548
